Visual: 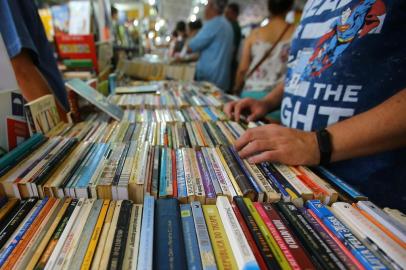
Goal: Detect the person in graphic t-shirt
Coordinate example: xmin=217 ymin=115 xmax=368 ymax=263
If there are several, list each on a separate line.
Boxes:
xmin=225 ymin=0 xmax=406 ymax=211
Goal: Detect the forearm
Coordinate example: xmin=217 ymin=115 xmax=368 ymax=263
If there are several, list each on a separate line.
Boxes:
xmin=263 ymin=82 xmax=285 ymax=111
xmin=327 ymin=89 xmax=406 ymax=162
xmin=233 ymin=69 xmax=246 ymax=95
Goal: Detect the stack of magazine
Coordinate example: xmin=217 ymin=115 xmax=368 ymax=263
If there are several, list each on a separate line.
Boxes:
xmin=0 ymin=80 xmax=404 ymax=269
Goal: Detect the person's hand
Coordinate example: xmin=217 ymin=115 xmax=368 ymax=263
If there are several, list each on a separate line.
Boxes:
xmin=235 ymin=124 xmax=320 ymax=166
xmin=224 ymin=98 xmax=270 ymax=122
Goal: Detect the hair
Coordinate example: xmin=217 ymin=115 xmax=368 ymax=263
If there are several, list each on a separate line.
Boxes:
xmin=188 ymin=19 xmax=203 ymax=31
xmin=227 ymin=3 xmax=240 ymax=16
xmin=111 ymin=6 xmax=118 ymax=16
xmin=268 ymin=0 xmax=294 ymax=16
xmin=175 ymin=21 xmax=187 ymax=33
xmin=211 ymin=0 xmax=228 ymax=14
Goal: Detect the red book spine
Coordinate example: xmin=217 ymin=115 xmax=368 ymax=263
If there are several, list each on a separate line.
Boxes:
xmin=231 ymin=202 xmax=268 ymax=270
xmin=171 ymin=149 xmax=178 ymax=198
xmin=258 ymin=202 xmax=316 ymax=270
xmin=307 ymin=209 xmax=365 ymax=270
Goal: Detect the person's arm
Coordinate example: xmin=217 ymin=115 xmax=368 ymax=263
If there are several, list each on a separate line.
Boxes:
xmin=235 ymin=89 xmax=406 ymax=166
xmin=233 ymin=35 xmax=252 ymax=95
xmin=11 ymin=49 xmax=67 ymax=121
xmin=187 ymin=24 xmax=215 ymax=53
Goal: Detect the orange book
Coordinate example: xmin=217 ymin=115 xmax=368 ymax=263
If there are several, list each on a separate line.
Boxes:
xmin=353 ymin=204 xmax=406 ymax=249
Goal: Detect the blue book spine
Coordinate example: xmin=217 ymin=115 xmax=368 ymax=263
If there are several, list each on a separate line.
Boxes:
xmin=154 ymin=199 xmax=187 ymax=270
xmin=176 ymin=149 xmax=187 ymax=199
xmin=137 ymin=195 xmax=155 ymax=270
xmin=0 ymin=133 xmax=46 ymax=176
xmin=196 ymin=151 xmax=215 ymax=200
xmin=159 ymin=148 xmax=167 ymax=197
xmin=203 ymin=107 xmax=218 ymax=121
xmin=228 ymin=147 xmax=261 ymax=193
xmin=190 ymin=201 xmax=217 ymax=270
xmin=76 ymin=143 xmax=110 ymax=188
xmin=306 ymin=200 xmax=388 ymax=270
xmin=260 ymin=162 xmax=290 ymax=200
xmin=312 ymin=166 xmax=367 ymax=200
xmin=180 ymin=204 xmax=203 ymax=270
xmin=0 ymin=197 xmax=48 ymax=266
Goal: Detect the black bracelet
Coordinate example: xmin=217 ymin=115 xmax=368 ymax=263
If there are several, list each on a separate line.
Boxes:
xmin=316 ymin=129 xmax=332 ymax=165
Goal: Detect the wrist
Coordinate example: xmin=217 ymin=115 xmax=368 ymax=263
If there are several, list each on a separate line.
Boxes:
xmin=316 ymin=128 xmax=333 ymax=165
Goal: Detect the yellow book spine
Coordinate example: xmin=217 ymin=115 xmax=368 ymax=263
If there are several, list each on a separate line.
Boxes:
xmin=243 ymin=198 xmax=292 ymax=270
xmin=202 ymin=205 xmax=237 ymax=270
xmin=81 ymin=200 xmax=111 ymax=270
xmin=215 ymin=147 xmax=243 ymax=196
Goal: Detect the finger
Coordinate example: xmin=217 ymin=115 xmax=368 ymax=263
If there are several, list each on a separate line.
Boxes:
xmin=234 ymin=127 xmax=267 ymax=151
xmin=238 ymin=139 xmax=277 ymax=159
xmin=234 ymin=99 xmax=250 ymax=122
xmin=224 ymin=102 xmax=235 ymax=119
xmin=248 ymin=150 xmax=282 ymax=164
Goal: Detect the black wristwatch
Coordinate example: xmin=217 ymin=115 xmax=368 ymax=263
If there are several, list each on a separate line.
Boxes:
xmin=316 ymin=129 xmax=332 ymax=165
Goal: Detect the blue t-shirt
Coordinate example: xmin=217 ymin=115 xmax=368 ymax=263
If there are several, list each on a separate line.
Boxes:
xmin=282 ymin=0 xmax=406 ymax=210
xmin=0 ymin=0 xmax=69 ymax=112
xmin=189 ymin=16 xmax=234 ymax=91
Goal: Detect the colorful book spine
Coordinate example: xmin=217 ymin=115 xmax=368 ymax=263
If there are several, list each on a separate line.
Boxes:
xmin=108 ymin=200 xmax=133 ymax=270
xmin=153 ymin=198 xmax=186 ymax=270
xmin=216 ymin=196 xmax=259 ymax=270
xmin=243 ymin=198 xmax=292 ymax=270
xmin=258 ymin=203 xmax=315 ymax=270
xmin=202 ymin=204 xmax=238 ymax=270
xmin=190 ymin=201 xmax=217 ymax=270
xmin=176 ymin=149 xmax=187 ymax=202
xmin=158 ymin=148 xmax=167 ymax=198
xmin=0 ymin=198 xmax=48 ymax=266
xmin=196 ymin=151 xmax=216 ymax=204
xmin=305 ymin=200 xmax=388 ymax=270
xmin=137 ymin=195 xmax=155 ymax=270
xmin=303 ymin=208 xmax=364 ymax=270
xmin=180 ymin=204 xmax=203 ymax=270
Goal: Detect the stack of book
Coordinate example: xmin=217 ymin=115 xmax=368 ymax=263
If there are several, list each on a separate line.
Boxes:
xmin=0 ymin=195 xmax=404 ymax=270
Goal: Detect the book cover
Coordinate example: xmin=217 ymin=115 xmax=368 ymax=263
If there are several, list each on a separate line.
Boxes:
xmin=137 ymin=195 xmax=155 ymax=270
xmin=66 ymin=79 xmax=124 ymax=121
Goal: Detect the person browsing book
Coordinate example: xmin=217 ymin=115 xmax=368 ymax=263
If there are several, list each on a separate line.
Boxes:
xmin=225 ymin=0 xmax=406 ymax=211
xmin=187 ymin=0 xmax=234 ymax=92
xmin=0 ymin=0 xmax=69 ymax=120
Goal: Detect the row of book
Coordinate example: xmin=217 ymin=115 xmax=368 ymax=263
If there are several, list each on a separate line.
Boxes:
xmin=122 ymin=107 xmax=228 ymax=123
xmin=111 ymin=81 xmax=235 ymax=109
xmin=0 ymin=195 xmax=404 ymax=270
xmin=0 ymin=113 xmax=365 ymax=206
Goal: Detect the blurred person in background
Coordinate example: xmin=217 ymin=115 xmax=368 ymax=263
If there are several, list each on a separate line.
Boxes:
xmin=169 ymin=21 xmax=187 ymax=57
xmin=187 ymin=0 xmax=234 ymax=91
xmin=0 ymin=0 xmax=69 ymax=120
xmin=233 ymin=0 xmax=294 ymax=121
xmin=176 ymin=19 xmax=203 ymax=62
xmin=225 ymin=3 xmax=242 ymax=94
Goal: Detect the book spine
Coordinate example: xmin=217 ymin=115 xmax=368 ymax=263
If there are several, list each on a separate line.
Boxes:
xmin=158 ymin=148 xmax=167 ymax=197
xmin=202 ymin=205 xmax=238 ymax=270
xmin=182 ymin=148 xmax=195 ymax=200
xmin=205 ymin=148 xmax=231 ymax=197
xmin=175 ymin=149 xmax=187 ymax=201
xmin=34 ymin=199 xmax=78 ymax=270
xmin=191 ymin=201 xmax=217 ymax=270
xmin=81 ymin=200 xmax=110 ymax=270
xmin=196 ymin=151 xmax=216 ymax=203
xmin=216 ymin=196 xmax=259 ymax=270
xmin=303 ymin=208 xmax=363 ymax=270
xmin=0 ymin=198 xmax=37 ymax=248
xmin=137 ymin=195 xmax=155 ymax=270
xmin=171 ymin=149 xmax=177 ymax=198
xmin=108 ymin=200 xmax=133 ymax=270
xmin=243 ymin=198 xmax=292 ymax=270
xmin=154 ymin=199 xmax=187 ymax=270
xmin=306 ymin=200 xmax=388 ymax=270
xmin=188 ymin=149 xmax=205 ymax=203
xmin=275 ymin=201 xmax=346 ymax=270
xmin=151 ymin=146 xmax=160 ymax=198
xmin=260 ymin=203 xmax=315 ymax=269
xmin=0 ymin=198 xmax=48 ymax=266
xmin=201 ymin=149 xmax=222 ymax=195
xmin=180 ymin=204 xmax=203 ymax=270
xmin=219 ymin=146 xmax=255 ymax=199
